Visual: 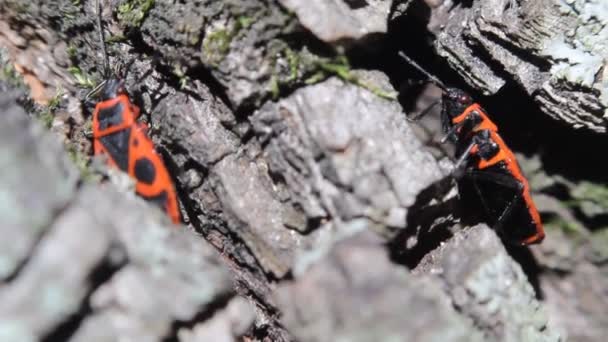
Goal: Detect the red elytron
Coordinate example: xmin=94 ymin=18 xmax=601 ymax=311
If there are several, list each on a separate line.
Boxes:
xmin=89 ymin=0 xmax=180 ymax=224
xmin=399 ymin=52 xmax=544 ymax=245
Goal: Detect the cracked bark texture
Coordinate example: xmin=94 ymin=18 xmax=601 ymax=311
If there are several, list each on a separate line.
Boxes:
xmin=2 ymin=0 xmax=607 ymax=341
xmin=415 ymin=225 xmax=560 ymax=342
xmin=434 ymin=0 xmax=608 ymax=132
xmin=275 ymin=229 xmax=485 ymax=342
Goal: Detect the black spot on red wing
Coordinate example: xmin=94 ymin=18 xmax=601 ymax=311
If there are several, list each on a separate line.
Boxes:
xmin=97 ymin=101 xmax=125 ymax=130
xmin=99 ymin=128 xmax=131 ymax=171
xmin=140 ymin=190 xmax=168 ymax=211
xmin=133 ymin=138 xmax=139 ymax=147
xmin=134 ymin=157 xmax=156 ymax=185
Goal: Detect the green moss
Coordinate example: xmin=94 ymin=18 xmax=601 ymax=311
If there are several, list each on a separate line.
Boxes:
xmin=83 ymin=118 xmax=93 ymax=134
xmin=106 ymin=34 xmax=127 ymax=44
xmin=237 ymin=15 xmax=254 ymax=30
xmin=66 ymin=145 xmax=97 ymax=183
xmin=60 ymin=5 xmax=80 ymax=20
xmin=172 ymin=64 xmax=190 ymax=89
xmin=0 ymin=50 xmax=23 ymax=87
xmin=4 ymin=1 xmax=30 ymax=14
xmin=545 ymin=217 xmax=584 ymax=237
xmin=66 ymin=44 xmax=78 ymax=59
xmin=263 ymin=47 xmax=397 ymax=101
xmin=265 ymin=43 xmax=399 ymax=101
xmin=68 ymin=66 xmax=95 ymax=89
xmin=202 ymin=14 xmax=255 ymax=67
xmin=304 ymin=71 xmax=326 ymax=85
xmin=37 ymin=108 xmax=55 ymax=129
xmin=269 ymin=75 xmax=280 ymax=100
xmin=179 ymin=75 xmax=189 ymax=90
xmin=117 ymin=0 xmax=155 ymax=28
xmin=202 ymin=27 xmax=234 ymax=66
xmin=265 ymin=45 xmax=302 ymax=98
xmin=571 ymin=181 xmax=608 ymax=208
xmin=1 ymin=64 xmax=22 ymax=86
xmin=318 ymin=56 xmax=356 ymax=83
xmin=38 ymin=111 xmax=54 ymax=129
xmin=307 ymin=55 xmax=397 ymax=100
xmin=285 ymin=47 xmax=300 ymax=81
xmin=357 ymin=80 xmax=399 ymax=100
xmin=36 ymin=88 xmax=64 ymax=129
xmin=47 ymin=88 xmax=63 ymax=111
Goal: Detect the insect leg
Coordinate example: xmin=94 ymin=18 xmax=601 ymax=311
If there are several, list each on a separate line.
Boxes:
xmin=440 ymin=119 xmax=468 ymax=144
xmin=407 ymin=99 xmax=441 ymax=122
xmin=451 ymin=140 xmax=476 ymax=178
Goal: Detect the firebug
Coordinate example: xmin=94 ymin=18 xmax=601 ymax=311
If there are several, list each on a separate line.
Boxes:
xmin=399 ymin=52 xmax=544 ymax=245
xmin=86 ymin=0 xmax=181 ymax=224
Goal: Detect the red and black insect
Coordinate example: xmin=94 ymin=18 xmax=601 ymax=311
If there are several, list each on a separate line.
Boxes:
xmin=399 ymin=52 xmax=544 ymax=245
xmin=87 ymin=0 xmax=180 ymax=224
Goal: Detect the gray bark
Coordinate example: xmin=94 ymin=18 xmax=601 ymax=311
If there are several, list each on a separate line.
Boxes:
xmin=435 ymin=0 xmax=608 ymax=132
xmin=2 ymin=0 xmax=607 ymax=341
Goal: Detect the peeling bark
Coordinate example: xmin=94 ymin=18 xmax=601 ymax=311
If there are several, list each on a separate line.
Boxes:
xmin=435 ymin=0 xmax=608 ymax=132
xmin=2 ymin=0 xmax=607 ymax=341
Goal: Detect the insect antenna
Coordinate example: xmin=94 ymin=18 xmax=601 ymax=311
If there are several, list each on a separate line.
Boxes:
xmin=398 ymin=51 xmax=447 ymax=91
xmin=96 ymin=0 xmax=110 ymax=78
xmin=85 ymin=0 xmax=110 ymax=100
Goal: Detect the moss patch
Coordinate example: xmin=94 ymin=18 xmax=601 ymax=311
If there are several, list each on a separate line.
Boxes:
xmin=117 ymin=0 xmax=155 ymax=28
xmin=36 ymin=87 xmax=64 ymax=129
xmin=237 ymin=15 xmax=254 ymax=30
xmin=545 ymin=217 xmax=585 ymax=237
xmin=266 ymin=44 xmax=304 ymax=99
xmin=307 ymin=55 xmax=397 ymax=100
xmin=67 ymin=145 xmax=98 ymax=183
xmin=68 ymin=66 xmax=96 ymax=89
xmin=571 ymin=181 xmax=608 ymax=211
xmin=0 ymin=49 xmax=23 ymax=88
xmin=202 ymin=27 xmax=233 ymax=66
xmin=201 ymin=15 xmax=254 ymax=67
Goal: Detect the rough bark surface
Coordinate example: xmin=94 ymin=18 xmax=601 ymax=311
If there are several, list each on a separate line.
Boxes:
xmin=415 ymin=225 xmax=560 ymax=342
xmin=2 ymin=0 xmax=607 ymax=341
xmin=275 ymin=229 xmax=484 ymax=342
xmin=277 ymin=0 xmax=391 ymax=44
xmin=0 ymin=92 xmax=79 ymax=281
xmin=434 ymin=0 xmax=608 ymax=132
